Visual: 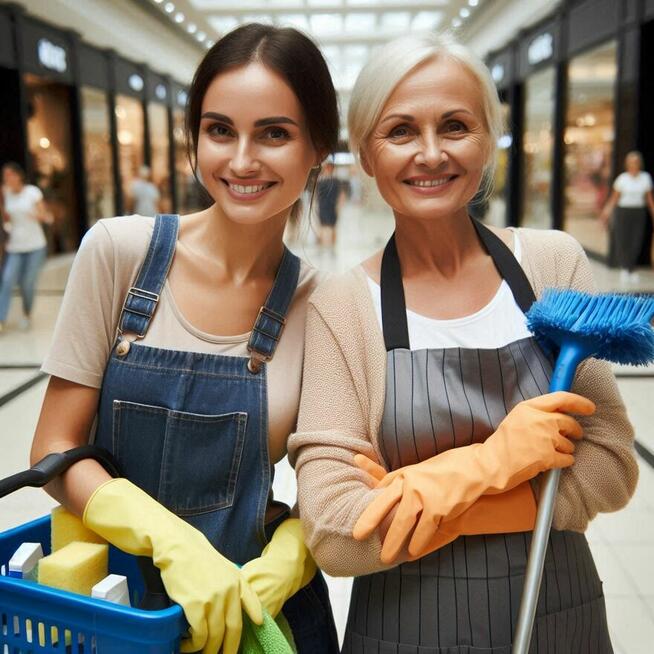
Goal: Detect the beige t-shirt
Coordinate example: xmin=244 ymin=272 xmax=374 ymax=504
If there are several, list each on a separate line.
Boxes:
xmin=42 ymin=215 xmax=321 ymax=463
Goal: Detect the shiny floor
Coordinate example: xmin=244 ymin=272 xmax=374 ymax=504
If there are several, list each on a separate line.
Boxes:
xmin=0 ymin=203 xmax=653 ymax=652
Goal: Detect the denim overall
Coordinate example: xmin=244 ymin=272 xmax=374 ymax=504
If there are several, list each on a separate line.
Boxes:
xmin=94 ymin=214 xmax=339 ymax=653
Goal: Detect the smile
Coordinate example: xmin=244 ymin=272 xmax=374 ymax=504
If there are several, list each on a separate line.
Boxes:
xmin=404 ymin=176 xmax=456 ymax=187
xmin=221 ymin=179 xmax=277 ymax=200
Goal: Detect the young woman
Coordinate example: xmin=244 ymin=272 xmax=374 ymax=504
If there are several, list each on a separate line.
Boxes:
xmin=0 ymin=162 xmax=50 ymax=333
xmin=290 ymin=33 xmax=637 ymax=653
xmin=31 ymin=24 xmax=339 ymax=654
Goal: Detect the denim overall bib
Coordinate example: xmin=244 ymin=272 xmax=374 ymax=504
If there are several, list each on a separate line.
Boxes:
xmin=94 ymin=214 xmax=339 ymax=653
xmin=343 ymin=220 xmax=611 ymax=654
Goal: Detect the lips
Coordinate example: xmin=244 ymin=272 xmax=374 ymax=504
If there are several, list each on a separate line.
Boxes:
xmin=222 ymin=179 xmax=276 ymax=194
xmin=403 ymin=175 xmax=457 ymax=187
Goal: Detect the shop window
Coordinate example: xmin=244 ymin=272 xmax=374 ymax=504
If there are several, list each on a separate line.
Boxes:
xmin=173 ymin=108 xmax=204 ymax=213
xmin=487 ymin=101 xmax=511 ymax=227
xmin=148 ymin=103 xmax=172 ymax=213
xmin=521 ymin=67 xmax=555 ymax=229
xmin=115 ymin=95 xmax=145 ymax=213
xmin=24 ymin=73 xmax=78 ymax=252
xmin=81 ymin=87 xmax=115 ymax=226
xmin=563 ymin=40 xmax=617 ymax=257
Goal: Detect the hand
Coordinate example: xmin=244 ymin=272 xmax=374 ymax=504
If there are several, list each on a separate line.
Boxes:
xmin=353 ymin=391 xmax=594 ymax=563
xmin=241 ymin=518 xmax=317 ymax=618
xmin=83 ymin=479 xmax=262 ymax=654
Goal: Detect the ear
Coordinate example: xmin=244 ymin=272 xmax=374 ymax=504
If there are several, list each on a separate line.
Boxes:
xmin=359 ymin=148 xmax=374 ymax=177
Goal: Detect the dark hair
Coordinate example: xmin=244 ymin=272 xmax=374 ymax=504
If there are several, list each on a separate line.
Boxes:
xmin=1 ymin=161 xmax=26 ymax=182
xmin=185 ymin=24 xmax=339 ymax=218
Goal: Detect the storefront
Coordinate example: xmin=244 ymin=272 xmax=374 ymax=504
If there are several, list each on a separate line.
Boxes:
xmin=486 ymin=0 xmax=648 ymax=264
xmin=0 ymin=3 xmax=190 ymax=251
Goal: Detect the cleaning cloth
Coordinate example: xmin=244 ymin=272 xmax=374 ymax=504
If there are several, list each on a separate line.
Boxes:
xmin=239 ymin=611 xmax=296 ymax=654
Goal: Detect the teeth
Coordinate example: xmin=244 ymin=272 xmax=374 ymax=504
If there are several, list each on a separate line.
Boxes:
xmin=230 ymin=183 xmax=271 ymax=194
xmin=408 ymin=178 xmax=451 ymax=187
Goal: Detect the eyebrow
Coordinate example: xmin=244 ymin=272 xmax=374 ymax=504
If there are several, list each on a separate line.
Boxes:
xmin=379 ymin=108 xmax=475 ymax=125
xmin=200 ymin=112 xmax=299 ymax=128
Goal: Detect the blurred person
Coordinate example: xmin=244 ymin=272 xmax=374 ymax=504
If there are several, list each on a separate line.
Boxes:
xmin=290 ymin=32 xmax=635 ymax=653
xmin=316 ymin=160 xmax=344 ymax=251
xmin=128 ymin=165 xmax=161 ymax=217
xmin=601 ymin=150 xmax=654 ymax=282
xmin=29 ymin=24 xmax=340 ymax=654
xmin=0 ymin=162 xmax=50 ymax=333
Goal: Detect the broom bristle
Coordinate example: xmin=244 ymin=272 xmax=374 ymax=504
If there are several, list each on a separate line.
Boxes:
xmin=527 ymin=289 xmax=654 ymax=366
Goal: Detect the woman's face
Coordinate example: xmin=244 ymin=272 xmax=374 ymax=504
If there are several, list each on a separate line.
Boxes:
xmin=2 ymin=168 xmax=23 ymax=192
xmin=626 ymin=154 xmax=641 ymax=175
xmin=361 ymin=56 xmax=490 ymax=223
xmin=196 ymin=62 xmax=319 ymax=226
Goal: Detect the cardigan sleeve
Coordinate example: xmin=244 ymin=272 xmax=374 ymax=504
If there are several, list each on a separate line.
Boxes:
xmin=288 ymin=296 xmax=394 ymax=577
xmin=552 ymin=237 xmax=639 ymax=530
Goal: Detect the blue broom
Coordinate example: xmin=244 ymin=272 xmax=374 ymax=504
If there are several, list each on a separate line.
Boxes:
xmin=512 ymin=289 xmax=654 ymax=654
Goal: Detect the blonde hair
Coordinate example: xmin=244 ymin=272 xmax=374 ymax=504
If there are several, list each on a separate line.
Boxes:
xmin=348 ymin=32 xmax=504 ymax=195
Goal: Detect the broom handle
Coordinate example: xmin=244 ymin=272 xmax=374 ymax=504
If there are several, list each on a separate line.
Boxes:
xmin=512 ymin=467 xmax=561 ymax=653
xmin=512 ymin=342 xmax=586 ymax=654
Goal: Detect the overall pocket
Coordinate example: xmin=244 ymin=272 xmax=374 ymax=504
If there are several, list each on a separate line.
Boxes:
xmin=112 ymin=400 xmax=248 ymax=515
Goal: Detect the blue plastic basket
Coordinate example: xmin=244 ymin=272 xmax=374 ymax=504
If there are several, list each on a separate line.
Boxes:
xmin=0 ymin=515 xmax=187 ymax=653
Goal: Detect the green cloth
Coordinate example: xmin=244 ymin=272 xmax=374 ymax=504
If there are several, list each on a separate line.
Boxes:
xmin=239 ymin=611 xmax=296 ymax=654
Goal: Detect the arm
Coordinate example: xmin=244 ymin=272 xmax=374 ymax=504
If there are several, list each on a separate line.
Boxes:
xmin=599 ymin=189 xmax=619 ymax=226
xmin=289 ymin=300 xmax=394 ymax=577
xmin=34 ymin=199 xmax=53 ymax=225
xmin=646 ymin=190 xmax=654 ymax=221
xmin=551 ymin=239 xmax=639 ymax=530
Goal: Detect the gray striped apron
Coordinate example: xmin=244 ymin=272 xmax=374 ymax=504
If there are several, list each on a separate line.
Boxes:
xmin=342 ymin=220 xmax=612 ymax=654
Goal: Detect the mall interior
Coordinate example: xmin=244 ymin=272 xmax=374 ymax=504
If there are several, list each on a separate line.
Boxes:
xmin=0 ymin=0 xmax=653 ymax=651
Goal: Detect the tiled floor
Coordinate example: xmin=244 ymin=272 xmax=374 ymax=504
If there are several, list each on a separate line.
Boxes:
xmin=1 ymin=204 xmax=653 ymax=651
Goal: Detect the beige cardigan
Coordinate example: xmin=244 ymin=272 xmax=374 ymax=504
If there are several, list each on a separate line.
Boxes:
xmin=288 ymin=228 xmax=638 ymax=577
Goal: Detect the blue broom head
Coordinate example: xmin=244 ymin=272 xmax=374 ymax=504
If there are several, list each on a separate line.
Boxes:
xmin=527 ymin=289 xmax=654 ymax=366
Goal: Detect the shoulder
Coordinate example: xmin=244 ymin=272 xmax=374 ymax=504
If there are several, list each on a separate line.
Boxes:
xmin=642 ymin=172 xmax=653 ymax=186
xmin=26 ymin=185 xmax=43 ymax=199
xmin=309 ymin=266 xmax=368 ymax=311
xmin=516 ymin=227 xmax=584 ymax=258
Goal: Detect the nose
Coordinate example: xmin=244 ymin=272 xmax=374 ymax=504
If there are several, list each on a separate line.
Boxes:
xmin=229 ymin=137 xmax=260 ymax=176
xmin=415 ymin=132 xmax=446 ymax=169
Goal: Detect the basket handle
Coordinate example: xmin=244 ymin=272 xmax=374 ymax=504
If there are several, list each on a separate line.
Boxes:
xmin=0 ymin=446 xmax=171 ymax=611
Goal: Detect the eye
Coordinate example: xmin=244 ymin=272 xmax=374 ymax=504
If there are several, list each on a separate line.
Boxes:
xmin=207 ymin=123 xmax=233 ymax=139
xmin=263 ymin=126 xmax=290 ymax=141
xmin=444 ymin=120 xmax=467 ymax=134
xmin=387 ymin=124 xmax=412 ymax=139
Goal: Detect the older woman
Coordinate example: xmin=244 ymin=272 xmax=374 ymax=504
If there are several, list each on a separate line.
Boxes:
xmin=289 ymin=34 xmax=637 ymax=652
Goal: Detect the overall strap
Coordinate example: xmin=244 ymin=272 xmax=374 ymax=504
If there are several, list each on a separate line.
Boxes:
xmin=118 ymin=214 xmax=179 ymax=338
xmin=247 ymin=246 xmax=301 ymax=373
xmin=380 ymin=219 xmax=538 ymax=352
xmin=471 ymin=219 xmax=536 ymax=314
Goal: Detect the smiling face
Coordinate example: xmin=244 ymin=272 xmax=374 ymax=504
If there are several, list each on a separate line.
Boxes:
xmin=361 ymin=55 xmax=490 ymax=223
xmin=196 ymin=62 xmax=319 ymax=225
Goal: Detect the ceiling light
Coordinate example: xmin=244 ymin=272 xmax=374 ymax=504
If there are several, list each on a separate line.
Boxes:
xmin=196 ymin=31 xmax=207 ymax=42
xmin=174 ymin=12 xmax=185 ymax=23
xmin=164 ymin=2 xmax=175 ymax=14
xmin=452 ymin=17 xmax=462 ymax=27
xmin=206 ymin=40 xmax=215 ymax=48
xmin=469 ymin=0 xmax=479 ymax=5
xmin=460 ymin=7 xmax=470 ymax=18
xmin=187 ymin=23 xmax=197 ymax=34
xmin=153 ymin=0 xmax=164 ymax=4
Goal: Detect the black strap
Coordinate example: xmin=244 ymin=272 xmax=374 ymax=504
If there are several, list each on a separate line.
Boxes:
xmin=380 ymin=219 xmax=537 ymax=351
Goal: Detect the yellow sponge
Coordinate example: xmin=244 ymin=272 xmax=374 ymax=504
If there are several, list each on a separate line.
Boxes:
xmin=38 ymin=542 xmax=108 ymax=596
xmin=51 ymin=505 xmax=106 ymax=551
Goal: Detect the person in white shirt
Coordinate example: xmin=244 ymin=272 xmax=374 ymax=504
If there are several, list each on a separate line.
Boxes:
xmin=601 ymin=150 xmax=654 ymax=281
xmin=0 ymin=162 xmax=50 ymax=332
xmin=128 ymin=166 xmax=161 ymax=217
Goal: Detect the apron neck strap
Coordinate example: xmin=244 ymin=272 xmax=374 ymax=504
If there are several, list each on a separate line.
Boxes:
xmin=380 ymin=218 xmax=537 ymax=352
xmin=247 ymin=247 xmax=301 ymax=373
xmin=118 ymin=214 xmax=179 ymax=339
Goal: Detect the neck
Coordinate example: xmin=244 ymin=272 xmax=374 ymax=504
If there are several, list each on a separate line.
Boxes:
xmin=186 ymin=203 xmax=288 ymax=284
xmin=393 ymin=208 xmax=482 ymax=280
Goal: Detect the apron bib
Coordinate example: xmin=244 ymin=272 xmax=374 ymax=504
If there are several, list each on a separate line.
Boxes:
xmin=343 ymin=220 xmax=612 ymax=654
xmin=94 ymin=214 xmax=338 ymax=653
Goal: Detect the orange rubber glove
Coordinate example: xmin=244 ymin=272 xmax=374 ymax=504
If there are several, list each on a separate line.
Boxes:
xmin=353 ymin=391 xmax=595 ymax=563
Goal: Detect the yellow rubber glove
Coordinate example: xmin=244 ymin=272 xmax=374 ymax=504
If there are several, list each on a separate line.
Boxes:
xmin=83 ymin=478 xmax=263 ymax=654
xmin=353 ymin=391 xmax=595 ymax=563
xmin=356 ymin=456 xmax=537 ymax=559
xmin=240 ymin=518 xmax=317 ymax=619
